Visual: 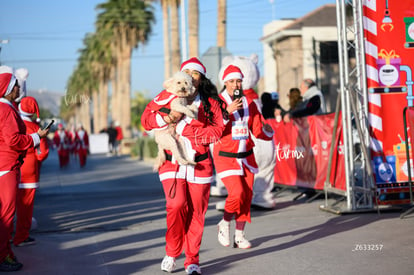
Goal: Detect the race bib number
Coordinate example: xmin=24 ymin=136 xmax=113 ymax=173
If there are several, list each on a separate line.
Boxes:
xmin=232 ymin=121 xmax=249 ymax=140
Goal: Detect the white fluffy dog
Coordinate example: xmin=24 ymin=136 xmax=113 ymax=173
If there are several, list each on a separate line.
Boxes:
xmin=154 ymin=71 xmax=198 ymax=170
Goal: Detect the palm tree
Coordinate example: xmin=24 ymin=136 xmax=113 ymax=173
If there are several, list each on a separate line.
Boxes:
xmin=169 ymin=0 xmax=181 ymax=71
xmin=217 ymin=0 xmax=226 ymax=48
xmin=64 ymin=57 xmax=95 ymax=133
xmin=188 ymin=0 xmax=199 ymax=57
xmin=83 ymin=31 xmax=114 ymax=133
xmin=72 ymin=46 xmax=98 ymax=133
xmin=161 ymin=0 xmax=172 ymax=78
xmin=96 ymin=0 xmax=155 ymax=138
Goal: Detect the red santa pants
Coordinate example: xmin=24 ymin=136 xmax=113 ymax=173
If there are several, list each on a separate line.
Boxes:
xmin=78 ymin=148 xmax=87 ymax=167
xmin=0 ymin=169 xmax=19 ymax=262
xmin=161 ymin=178 xmax=210 ymax=268
xmin=221 ymin=165 xmax=254 ymax=223
xmin=13 ymin=188 xmax=36 ymax=245
xmin=58 ymin=149 xmax=69 ymax=167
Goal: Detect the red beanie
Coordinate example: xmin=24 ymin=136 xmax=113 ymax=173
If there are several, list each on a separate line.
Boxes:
xmin=19 ymin=96 xmax=40 ymax=118
xmin=180 ymin=57 xmax=206 ymax=75
xmin=0 ymin=66 xmax=17 ymax=98
xmin=222 ymin=65 xmax=244 ymax=82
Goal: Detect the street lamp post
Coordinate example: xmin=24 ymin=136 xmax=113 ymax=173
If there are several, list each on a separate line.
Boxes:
xmin=0 ymin=39 xmax=10 ymax=66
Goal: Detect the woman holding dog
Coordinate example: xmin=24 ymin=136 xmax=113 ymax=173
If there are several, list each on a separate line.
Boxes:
xmin=141 ymin=57 xmax=227 ymax=275
xmin=213 ymin=65 xmax=274 ymax=249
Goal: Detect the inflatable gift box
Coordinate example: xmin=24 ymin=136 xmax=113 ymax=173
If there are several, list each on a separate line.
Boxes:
xmin=376 ymin=49 xmax=401 ymax=87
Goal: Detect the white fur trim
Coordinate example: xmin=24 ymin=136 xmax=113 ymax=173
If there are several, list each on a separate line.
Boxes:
xmin=19 ymin=182 xmax=39 ymax=189
xmin=21 ymin=116 xmax=32 ymax=122
xmin=181 ymin=63 xmax=206 ymax=75
xmin=175 ymin=120 xmax=187 ymax=135
xmin=4 ymin=75 xmax=17 ymax=97
xmin=184 ymin=116 xmax=193 ymax=124
xmin=218 ymin=169 xmax=244 ymax=179
xmin=30 ymin=133 xmax=40 ymax=147
xmin=154 ymin=94 xmax=176 ymax=105
xmin=0 ymin=171 xmax=10 ymax=177
xmin=223 ymin=72 xmax=243 ymax=83
xmin=156 ymin=113 xmax=167 ymax=127
xmin=158 ymin=171 xmax=213 ymax=184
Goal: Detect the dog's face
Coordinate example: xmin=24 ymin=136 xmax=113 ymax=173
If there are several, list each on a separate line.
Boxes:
xmin=163 ymin=71 xmax=195 ymax=97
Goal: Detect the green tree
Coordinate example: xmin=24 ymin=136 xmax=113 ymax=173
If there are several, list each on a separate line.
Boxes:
xmin=130 ymin=91 xmax=151 ymax=132
xmin=63 ymin=44 xmax=98 ymax=132
xmin=39 ymin=107 xmax=54 ymax=119
xmin=96 ymin=0 xmax=156 ymax=138
xmin=80 ymin=32 xmax=113 ymax=133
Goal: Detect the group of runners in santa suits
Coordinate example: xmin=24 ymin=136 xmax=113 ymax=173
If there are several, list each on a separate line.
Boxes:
xmin=53 ymin=124 xmax=89 ymax=168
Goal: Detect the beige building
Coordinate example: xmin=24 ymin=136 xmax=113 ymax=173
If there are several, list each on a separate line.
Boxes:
xmin=261 ymin=4 xmax=342 ymax=112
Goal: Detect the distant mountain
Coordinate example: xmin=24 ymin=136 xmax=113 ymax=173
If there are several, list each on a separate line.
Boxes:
xmin=27 ymin=89 xmax=63 ymax=116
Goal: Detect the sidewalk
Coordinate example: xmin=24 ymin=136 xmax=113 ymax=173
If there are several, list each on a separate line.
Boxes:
xmin=10 ymin=150 xmax=414 ymax=275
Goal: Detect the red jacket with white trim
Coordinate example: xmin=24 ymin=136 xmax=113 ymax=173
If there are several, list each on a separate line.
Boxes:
xmin=212 ymin=90 xmax=273 ymax=179
xmin=141 ymin=91 xmax=227 ymax=184
xmin=20 ymin=117 xmax=49 ymax=185
xmin=0 ymin=101 xmax=35 ymax=172
xmin=75 ymin=129 xmax=89 ymax=150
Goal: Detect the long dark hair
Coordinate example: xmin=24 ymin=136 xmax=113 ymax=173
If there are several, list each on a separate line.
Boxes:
xmin=198 ymin=74 xmax=228 ymax=122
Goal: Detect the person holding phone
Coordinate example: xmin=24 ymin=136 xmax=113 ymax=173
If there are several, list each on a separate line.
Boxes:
xmin=213 ymin=65 xmax=274 ymax=249
xmin=13 ymin=96 xmax=49 ymax=247
xmin=0 ymin=66 xmax=49 ymax=272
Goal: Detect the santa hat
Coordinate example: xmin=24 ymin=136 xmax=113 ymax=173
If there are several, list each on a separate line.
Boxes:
xmin=19 ymin=96 xmax=40 ymax=118
xmin=14 ymin=68 xmax=29 ymax=103
xmin=222 ymin=65 xmax=244 ymax=83
xmin=180 ymin=57 xmax=206 ymax=75
xmin=0 ymin=65 xmax=17 ymax=98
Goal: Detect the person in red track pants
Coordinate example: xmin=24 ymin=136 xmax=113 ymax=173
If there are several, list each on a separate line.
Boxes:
xmin=141 ymin=57 xmax=228 ymax=275
xmin=213 ymin=65 xmax=274 ymax=249
xmin=13 ymin=96 xmax=49 ymax=247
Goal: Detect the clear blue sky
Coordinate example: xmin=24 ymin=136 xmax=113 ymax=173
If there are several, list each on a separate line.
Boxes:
xmin=0 ymin=0 xmax=335 ymax=97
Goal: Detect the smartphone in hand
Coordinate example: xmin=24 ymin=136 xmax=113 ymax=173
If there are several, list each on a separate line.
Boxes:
xmin=43 ymin=120 xmax=55 ymax=130
xmin=233 ymin=89 xmax=244 ymax=99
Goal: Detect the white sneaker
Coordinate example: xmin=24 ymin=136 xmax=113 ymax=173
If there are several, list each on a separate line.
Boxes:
xmin=186 ymin=264 xmax=202 ymax=275
xmin=161 ymin=255 xmax=176 ymax=273
xmin=217 ymin=220 xmax=230 ymax=247
xmin=234 ymin=230 xmax=252 ymax=249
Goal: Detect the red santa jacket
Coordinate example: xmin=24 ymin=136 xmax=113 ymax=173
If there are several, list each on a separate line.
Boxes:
xmin=145 ymin=90 xmax=178 ymax=129
xmin=141 ymin=91 xmax=227 ymax=184
xmin=75 ymin=129 xmax=89 ymax=150
xmin=20 ymin=116 xmax=49 ymax=187
xmin=0 ymin=99 xmax=38 ymax=172
xmin=53 ymin=129 xmax=70 ymax=151
xmin=212 ymin=90 xmax=273 ymax=179
xmin=115 ymin=126 xmax=123 ymax=141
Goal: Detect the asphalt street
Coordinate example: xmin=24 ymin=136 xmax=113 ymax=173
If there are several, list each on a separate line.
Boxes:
xmin=9 ymin=150 xmax=414 ymax=275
